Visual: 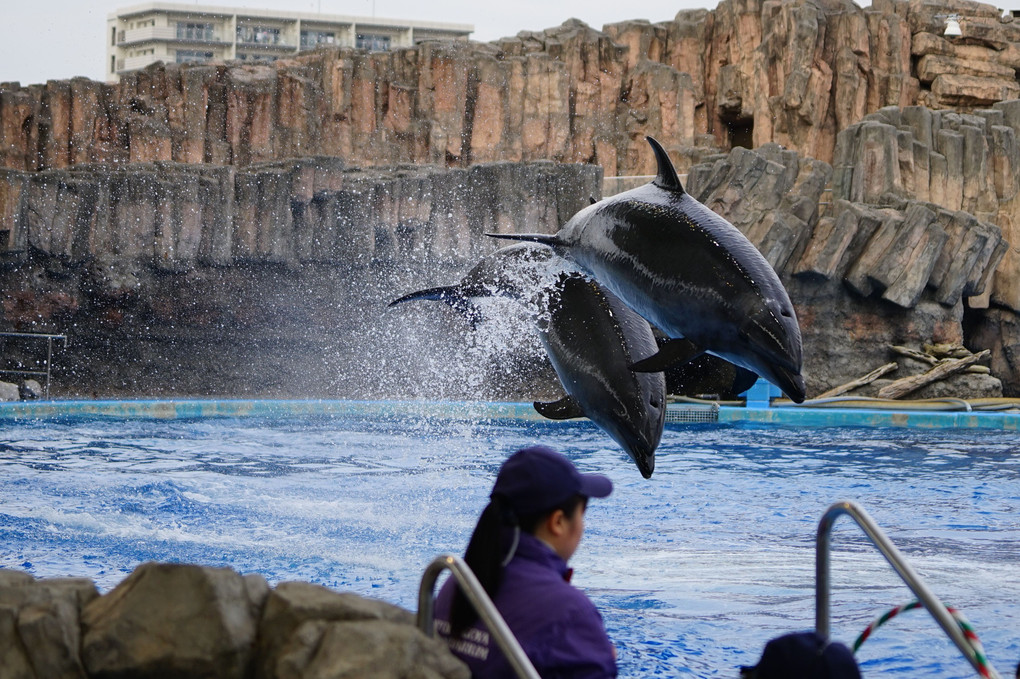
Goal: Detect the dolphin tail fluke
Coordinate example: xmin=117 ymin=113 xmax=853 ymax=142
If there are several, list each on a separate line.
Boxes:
xmin=646 ymin=136 xmax=685 ymax=194
xmin=388 ymin=286 xmax=460 ymax=307
xmin=388 ymin=285 xmax=483 ymax=325
xmin=533 ymin=395 xmax=587 ymax=420
xmin=629 ymin=338 xmax=702 ymax=373
xmin=486 ymin=232 xmax=565 ymax=248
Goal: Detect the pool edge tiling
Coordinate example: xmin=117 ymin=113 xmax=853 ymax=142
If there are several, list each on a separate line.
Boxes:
xmin=1 ymin=398 xmax=1019 ymax=429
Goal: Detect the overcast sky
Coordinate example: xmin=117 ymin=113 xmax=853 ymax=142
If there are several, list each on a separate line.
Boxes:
xmin=0 ymin=0 xmax=721 ymax=86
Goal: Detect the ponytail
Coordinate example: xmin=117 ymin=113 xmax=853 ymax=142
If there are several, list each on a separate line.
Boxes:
xmin=450 ymin=495 xmax=515 ymax=636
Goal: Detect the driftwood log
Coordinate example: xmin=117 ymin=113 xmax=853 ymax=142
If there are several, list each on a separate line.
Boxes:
xmin=815 ymin=362 xmax=898 ymax=399
xmin=877 ymin=350 xmax=991 ymax=399
xmin=890 ymin=345 xmax=991 ymax=374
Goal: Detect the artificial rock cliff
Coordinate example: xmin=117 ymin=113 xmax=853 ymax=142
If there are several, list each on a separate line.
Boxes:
xmin=3 ymin=0 xmax=1020 ymax=398
xmin=4 ymin=0 xmax=1020 ymax=175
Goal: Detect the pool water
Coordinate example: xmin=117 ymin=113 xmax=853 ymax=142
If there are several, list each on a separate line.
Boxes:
xmin=1 ymin=413 xmax=1018 ymax=678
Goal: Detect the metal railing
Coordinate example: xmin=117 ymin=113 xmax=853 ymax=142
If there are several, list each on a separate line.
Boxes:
xmin=0 ymin=332 xmax=67 ymax=399
xmin=816 ymin=500 xmax=992 ymax=678
xmin=418 ymin=553 xmax=540 ymax=679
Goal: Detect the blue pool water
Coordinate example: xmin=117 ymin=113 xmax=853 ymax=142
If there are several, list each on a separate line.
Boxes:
xmin=1 ymin=413 xmax=1018 ymax=678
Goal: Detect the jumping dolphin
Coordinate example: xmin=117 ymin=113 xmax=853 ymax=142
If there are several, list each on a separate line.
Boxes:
xmin=389 ymin=244 xmax=665 ymax=478
xmin=487 ymin=136 xmax=806 ymax=403
xmin=534 ymin=272 xmax=665 ymax=478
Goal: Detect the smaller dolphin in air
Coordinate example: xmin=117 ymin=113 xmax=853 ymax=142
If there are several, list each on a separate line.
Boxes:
xmin=389 ymin=244 xmax=665 ymax=478
xmin=388 ymin=243 xmax=560 ymax=324
xmin=488 ymin=136 xmax=806 ymax=403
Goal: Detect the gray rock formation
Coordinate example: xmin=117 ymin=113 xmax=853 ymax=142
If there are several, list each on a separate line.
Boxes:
xmin=684 ymin=140 xmax=1007 ymax=397
xmin=0 ymin=161 xmax=590 ymax=400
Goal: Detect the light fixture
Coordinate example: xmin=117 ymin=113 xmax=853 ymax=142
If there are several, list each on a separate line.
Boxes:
xmin=944 ymin=15 xmax=962 ymax=36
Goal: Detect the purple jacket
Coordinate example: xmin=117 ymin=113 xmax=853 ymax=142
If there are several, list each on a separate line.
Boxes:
xmin=434 ymin=532 xmax=617 ymax=679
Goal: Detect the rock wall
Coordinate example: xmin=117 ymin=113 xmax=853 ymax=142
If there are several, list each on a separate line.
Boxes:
xmin=0 ymin=562 xmax=468 ymax=679
xmin=2 ymin=138 xmax=1013 ymax=398
xmin=1 ymin=157 xmax=594 ymax=272
xmin=5 ymin=0 xmax=1020 ymax=177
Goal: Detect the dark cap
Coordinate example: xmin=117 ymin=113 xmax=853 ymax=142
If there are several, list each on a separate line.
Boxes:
xmin=491 ymin=445 xmax=612 ymax=518
xmin=742 ymin=632 xmax=861 ymax=679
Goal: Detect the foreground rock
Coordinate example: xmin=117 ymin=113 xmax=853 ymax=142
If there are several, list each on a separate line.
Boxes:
xmin=1 ymin=563 xmax=468 ymax=679
xmin=0 ymin=570 xmax=98 ymax=679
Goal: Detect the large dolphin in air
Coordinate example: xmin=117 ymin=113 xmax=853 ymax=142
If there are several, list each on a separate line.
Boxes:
xmin=389 ymin=244 xmax=665 ymax=478
xmin=488 ymin=136 xmax=806 ymax=403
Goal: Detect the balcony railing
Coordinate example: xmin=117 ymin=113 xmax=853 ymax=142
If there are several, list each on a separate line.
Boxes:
xmin=119 ymin=25 xmax=228 ymax=45
xmin=235 ymin=39 xmax=296 ymax=50
xmin=121 ymin=55 xmax=160 ymax=72
xmin=119 ymin=26 xmax=175 ymax=44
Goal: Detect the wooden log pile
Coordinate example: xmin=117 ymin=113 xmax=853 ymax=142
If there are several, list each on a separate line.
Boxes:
xmin=877 ymin=348 xmax=991 ymax=399
xmin=819 ymin=343 xmax=995 ymax=400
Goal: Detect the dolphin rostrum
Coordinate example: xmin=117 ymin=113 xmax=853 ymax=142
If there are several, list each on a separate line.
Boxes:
xmin=487 ymin=136 xmax=806 ymax=403
xmin=389 ymin=244 xmax=665 ymax=478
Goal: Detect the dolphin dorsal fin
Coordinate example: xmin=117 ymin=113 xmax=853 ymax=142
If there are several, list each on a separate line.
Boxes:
xmin=646 ymin=136 xmax=685 ymax=194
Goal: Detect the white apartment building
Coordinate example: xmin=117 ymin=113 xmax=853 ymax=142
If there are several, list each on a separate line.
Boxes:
xmin=107 ymin=2 xmax=474 ymax=82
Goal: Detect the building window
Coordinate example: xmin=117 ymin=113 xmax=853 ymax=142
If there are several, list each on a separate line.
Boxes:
xmin=237 ymin=25 xmax=281 ymax=45
xmin=177 ymin=21 xmax=214 ymax=41
xmin=300 ymin=29 xmax=336 ymax=49
xmin=111 ymin=26 xmax=117 ymax=46
xmin=110 ymin=55 xmax=116 ymax=74
xmin=236 ymin=53 xmax=279 ymax=63
xmin=176 ymin=49 xmax=215 ymax=63
xmin=356 ymin=33 xmax=391 ymax=51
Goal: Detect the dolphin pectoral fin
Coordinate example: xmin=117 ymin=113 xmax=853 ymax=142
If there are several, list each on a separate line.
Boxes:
xmin=646 ymin=136 xmax=686 ymax=194
xmin=533 ymin=396 xmax=587 ymax=420
xmin=731 ymin=366 xmax=760 ymax=395
xmin=629 ymin=338 xmax=703 ymax=373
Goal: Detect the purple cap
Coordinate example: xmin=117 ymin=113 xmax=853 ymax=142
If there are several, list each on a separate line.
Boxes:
xmin=743 ymin=632 xmax=861 ymax=679
xmin=491 ymin=445 xmax=612 ymax=518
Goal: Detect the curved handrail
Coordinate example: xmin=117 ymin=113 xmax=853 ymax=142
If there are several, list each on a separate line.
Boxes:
xmin=816 ymin=500 xmax=991 ymax=677
xmin=418 ymin=553 xmax=540 ymax=679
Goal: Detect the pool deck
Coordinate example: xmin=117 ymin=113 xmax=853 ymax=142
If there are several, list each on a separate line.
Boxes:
xmin=0 ymin=397 xmax=1018 ymax=429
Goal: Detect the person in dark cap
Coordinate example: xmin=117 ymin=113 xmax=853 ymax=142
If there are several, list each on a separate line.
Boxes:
xmin=433 ymin=445 xmax=617 ymax=678
xmin=740 ymin=631 xmax=862 ymax=679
